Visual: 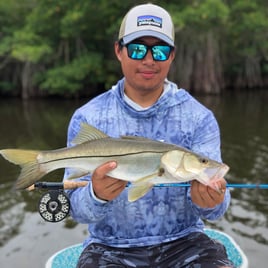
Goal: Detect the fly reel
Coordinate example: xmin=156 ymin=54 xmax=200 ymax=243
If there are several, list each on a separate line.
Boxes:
xmin=31 ymin=181 xmax=87 ymax=222
xmin=38 ymin=187 xmax=70 ymax=223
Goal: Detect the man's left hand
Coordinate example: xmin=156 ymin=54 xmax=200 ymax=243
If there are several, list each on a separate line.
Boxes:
xmin=190 ymin=178 xmax=226 ymax=208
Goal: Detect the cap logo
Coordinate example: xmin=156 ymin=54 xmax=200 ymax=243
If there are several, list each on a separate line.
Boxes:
xmin=137 ymin=15 xmax=162 ymax=28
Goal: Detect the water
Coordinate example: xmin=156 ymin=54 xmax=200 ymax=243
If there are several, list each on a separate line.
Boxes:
xmin=0 ymin=92 xmax=268 ymax=267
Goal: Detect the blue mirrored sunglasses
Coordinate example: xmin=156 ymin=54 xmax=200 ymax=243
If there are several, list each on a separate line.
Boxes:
xmin=123 ymin=43 xmax=173 ymax=61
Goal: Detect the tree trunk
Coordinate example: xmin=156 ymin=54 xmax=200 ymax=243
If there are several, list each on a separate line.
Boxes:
xmin=171 ymin=31 xmax=224 ymax=94
xmin=192 ymin=32 xmax=224 ymax=94
xmin=21 ymin=61 xmax=32 ymax=100
xmin=230 ymin=56 xmax=264 ymax=89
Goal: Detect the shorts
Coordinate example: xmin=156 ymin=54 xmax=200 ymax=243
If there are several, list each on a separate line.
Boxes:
xmin=77 ymin=232 xmax=235 ymax=268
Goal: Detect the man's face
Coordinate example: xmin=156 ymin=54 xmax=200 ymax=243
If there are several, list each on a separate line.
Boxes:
xmin=115 ymin=36 xmax=175 ymax=94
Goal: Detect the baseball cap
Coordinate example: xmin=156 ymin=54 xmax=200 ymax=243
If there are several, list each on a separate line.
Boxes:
xmin=118 ymin=4 xmax=175 ymax=47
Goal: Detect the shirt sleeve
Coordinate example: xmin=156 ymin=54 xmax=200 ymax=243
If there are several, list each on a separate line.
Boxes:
xmin=187 ymin=188 xmax=231 ymax=221
xmin=188 ymin=110 xmax=231 ymax=220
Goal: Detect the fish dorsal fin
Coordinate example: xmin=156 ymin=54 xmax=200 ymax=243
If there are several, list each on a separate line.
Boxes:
xmin=72 ymin=123 xmax=109 ymax=145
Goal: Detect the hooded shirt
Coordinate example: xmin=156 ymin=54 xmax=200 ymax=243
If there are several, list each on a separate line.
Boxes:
xmin=65 ymin=78 xmax=230 ymax=248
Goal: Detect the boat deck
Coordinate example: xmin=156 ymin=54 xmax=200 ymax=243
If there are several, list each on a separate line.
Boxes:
xmin=46 ymin=229 xmax=248 ymax=268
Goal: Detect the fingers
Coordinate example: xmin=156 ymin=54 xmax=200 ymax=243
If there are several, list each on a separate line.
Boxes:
xmin=209 ymin=179 xmax=226 ymax=194
xmin=191 ymin=179 xmax=226 ymax=208
xmin=92 ymin=161 xmax=127 ymax=201
xmin=191 ymin=181 xmax=212 ymax=208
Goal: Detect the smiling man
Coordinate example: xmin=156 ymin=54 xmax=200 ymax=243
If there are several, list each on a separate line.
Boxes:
xmin=65 ymin=3 xmax=234 ymax=268
xmin=115 ymin=36 xmax=175 ymax=108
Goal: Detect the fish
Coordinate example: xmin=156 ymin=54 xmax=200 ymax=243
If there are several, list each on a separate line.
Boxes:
xmin=0 ymin=123 xmax=229 ymax=202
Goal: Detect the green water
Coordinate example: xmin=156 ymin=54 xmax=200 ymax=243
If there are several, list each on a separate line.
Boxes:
xmin=0 ymin=92 xmax=267 ymax=267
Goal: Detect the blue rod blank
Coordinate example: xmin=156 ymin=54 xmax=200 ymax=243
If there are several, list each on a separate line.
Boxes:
xmin=154 ymin=183 xmax=268 ymax=189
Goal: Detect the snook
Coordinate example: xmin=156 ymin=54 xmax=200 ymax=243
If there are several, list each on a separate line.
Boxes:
xmin=0 ymin=123 xmax=229 ymax=201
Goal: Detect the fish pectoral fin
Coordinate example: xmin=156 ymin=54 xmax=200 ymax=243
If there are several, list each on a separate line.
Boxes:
xmin=128 ymin=183 xmax=154 ymax=202
xmin=127 ymin=172 xmax=159 ymax=202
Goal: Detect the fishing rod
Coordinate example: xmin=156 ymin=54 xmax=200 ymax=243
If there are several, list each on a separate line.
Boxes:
xmin=27 ymin=181 xmax=268 ymax=190
xmin=28 ymin=181 xmax=267 ymax=223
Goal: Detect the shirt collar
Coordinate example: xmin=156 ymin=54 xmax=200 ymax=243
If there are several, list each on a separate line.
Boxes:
xmin=123 ymin=79 xmax=171 ymax=111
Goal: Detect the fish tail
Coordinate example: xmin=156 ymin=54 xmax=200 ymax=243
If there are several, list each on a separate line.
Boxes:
xmin=0 ymin=149 xmax=39 ymax=165
xmin=0 ymin=149 xmax=45 ymax=190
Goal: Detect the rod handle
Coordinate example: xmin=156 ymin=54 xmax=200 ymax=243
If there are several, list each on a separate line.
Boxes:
xmin=27 ymin=181 xmax=88 ymax=191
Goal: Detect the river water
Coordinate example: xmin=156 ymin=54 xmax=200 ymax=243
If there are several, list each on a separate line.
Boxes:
xmin=0 ymin=92 xmax=267 ymax=267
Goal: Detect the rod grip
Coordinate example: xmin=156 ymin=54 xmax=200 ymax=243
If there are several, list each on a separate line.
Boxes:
xmin=27 ymin=180 xmax=88 ymax=191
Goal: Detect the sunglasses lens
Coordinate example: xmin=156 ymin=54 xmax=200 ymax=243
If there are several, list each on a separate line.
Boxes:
xmin=126 ymin=43 xmax=172 ymax=61
xmin=152 ymin=46 xmax=171 ymax=61
xmin=127 ymin=44 xmax=147 ymax=59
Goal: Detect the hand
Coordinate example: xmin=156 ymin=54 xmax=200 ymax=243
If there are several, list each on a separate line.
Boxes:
xmin=190 ymin=178 xmax=227 ymax=208
xmin=92 ymin=161 xmax=128 ymax=201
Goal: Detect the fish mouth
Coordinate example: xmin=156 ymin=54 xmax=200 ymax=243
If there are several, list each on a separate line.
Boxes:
xmin=198 ymin=164 xmax=230 ymax=185
xmin=212 ymin=164 xmax=230 ymax=180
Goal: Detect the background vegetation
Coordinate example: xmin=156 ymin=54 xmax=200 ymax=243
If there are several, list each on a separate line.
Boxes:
xmin=0 ymin=0 xmax=267 ymax=98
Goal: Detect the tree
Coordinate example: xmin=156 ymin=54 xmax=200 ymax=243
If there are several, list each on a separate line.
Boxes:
xmin=0 ymin=0 xmax=267 ymax=98
xmin=168 ymin=0 xmax=229 ymax=94
xmin=225 ymin=0 xmax=268 ymax=89
xmin=0 ymin=0 xmax=37 ymax=97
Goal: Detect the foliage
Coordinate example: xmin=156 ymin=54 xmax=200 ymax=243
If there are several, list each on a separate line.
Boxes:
xmin=11 ymin=30 xmax=52 ymax=63
xmin=173 ymin=0 xmax=229 ymax=30
xmin=39 ymin=53 xmax=103 ymax=94
xmin=0 ymin=0 xmax=267 ymax=98
xmin=224 ymin=0 xmax=268 ymax=88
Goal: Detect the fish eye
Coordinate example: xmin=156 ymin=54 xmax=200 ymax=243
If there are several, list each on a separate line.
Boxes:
xmin=199 ymin=158 xmax=209 ymax=164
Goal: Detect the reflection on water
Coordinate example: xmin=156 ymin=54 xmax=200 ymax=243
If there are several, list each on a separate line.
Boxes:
xmin=0 ymin=99 xmax=81 ymax=250
xmin=197 ymin=91 xmax=268 ymax=266
xmin=0 ymin=182 xmax=24 ymax=247
xmin=0 ymin=93 xmax=268 ymax=267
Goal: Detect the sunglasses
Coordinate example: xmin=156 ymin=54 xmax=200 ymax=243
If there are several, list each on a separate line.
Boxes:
xmin=123 ymin=43 xmax=173 ymax=61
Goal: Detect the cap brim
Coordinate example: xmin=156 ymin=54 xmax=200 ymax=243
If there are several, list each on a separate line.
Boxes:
xmin=122 ymin=30 xmax=174 ymax=47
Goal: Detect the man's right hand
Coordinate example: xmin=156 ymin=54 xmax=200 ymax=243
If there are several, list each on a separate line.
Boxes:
xmin=91 ymin=161 xmax=128 ymax=201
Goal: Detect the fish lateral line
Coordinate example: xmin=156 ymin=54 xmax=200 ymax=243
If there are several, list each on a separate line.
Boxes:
xmin=39 ymin=151 xmax=167 ymax=164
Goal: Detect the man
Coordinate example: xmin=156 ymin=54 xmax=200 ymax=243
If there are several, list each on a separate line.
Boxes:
xmin=65 ymin=3 xmax=234 ymax=268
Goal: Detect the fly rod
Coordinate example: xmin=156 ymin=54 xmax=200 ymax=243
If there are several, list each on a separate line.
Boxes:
xmin=154 ymin=183 xmax=268 ymax=189
xmin=27 ymin=181 xmax=268 ymax=191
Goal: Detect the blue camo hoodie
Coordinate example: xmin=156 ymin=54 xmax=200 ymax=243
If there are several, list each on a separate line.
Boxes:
xmin=65 ymin=78 xmax=231 ymax=248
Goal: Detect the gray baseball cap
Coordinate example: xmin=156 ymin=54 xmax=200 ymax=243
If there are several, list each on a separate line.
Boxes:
xmin=118 ymin=3 xmax=175 ymax=46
